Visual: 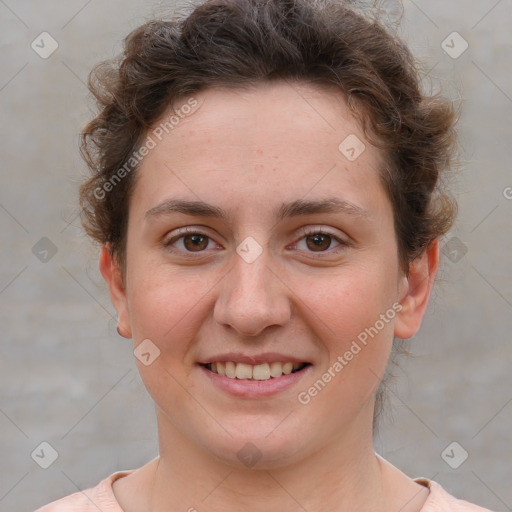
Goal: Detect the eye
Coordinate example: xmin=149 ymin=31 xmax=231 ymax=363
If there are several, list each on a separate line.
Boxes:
xmin=293 ymin=227 xmax=348 ymax=255
xmin=163 ymin=227 xmax=220 ymax=255
xmin=163 ymin=226 xmax=349 ymax=258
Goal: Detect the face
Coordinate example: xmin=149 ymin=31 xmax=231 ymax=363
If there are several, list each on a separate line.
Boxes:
xmin=102 ymin=81 xmax=436 ymax=468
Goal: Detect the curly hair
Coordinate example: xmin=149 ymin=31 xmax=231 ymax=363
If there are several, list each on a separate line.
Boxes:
xmin=79 ymin=0 xmax=458 ymax=427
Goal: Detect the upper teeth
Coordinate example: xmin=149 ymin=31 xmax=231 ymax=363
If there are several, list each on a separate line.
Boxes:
xmin=208 ymin=362 xmax=305 ymax=380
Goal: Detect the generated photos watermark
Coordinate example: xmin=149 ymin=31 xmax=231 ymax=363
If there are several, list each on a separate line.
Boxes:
xmin=94 ymin=97 xmax=199 ymax=201
xmin=297 ymin=302 xmax=403 ymax=405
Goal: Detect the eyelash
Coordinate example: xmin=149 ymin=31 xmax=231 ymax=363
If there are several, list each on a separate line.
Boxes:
xmin=163 ymin=226 xmax=349 ymax=258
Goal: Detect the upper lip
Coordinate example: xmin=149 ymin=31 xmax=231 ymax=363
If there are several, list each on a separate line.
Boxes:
xmin=198 ymin=352 xmax=310 ymax=365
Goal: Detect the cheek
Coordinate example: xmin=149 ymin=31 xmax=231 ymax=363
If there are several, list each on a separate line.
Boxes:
xmin=125 ymin=260 xmax=221 ymax=364
xmin=127 ymin=253 xmax=195 ymax=325
xmin=302 ymin=264 xmax=397 ymax=339
xmin=125 ymin=270 xmax=205 ymax=409
xmin=297 ymin=265 xmax=397 ymax=398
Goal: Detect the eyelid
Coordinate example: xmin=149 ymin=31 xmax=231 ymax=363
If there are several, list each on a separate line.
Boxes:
xmin=298 ymin=225 xmax=344 ymax=238
xmin=164 ymin=226 xmax=212 ymax=241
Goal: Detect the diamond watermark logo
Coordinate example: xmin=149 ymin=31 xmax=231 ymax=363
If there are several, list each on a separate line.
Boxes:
xmin=442 ymin=236 xmax=468 ymax=263
xmin=338 ymin=134 xmax=366 ymax=161
xmin=441 ymin=441 xmax=468 ymax=469
xmin=32 ymin=237 xmax=58 ymax=263
xmin=237 ymin=442 xmax=262 ymax=468
xmin=441 ymin=32 xmax=468 ymax=59
xmin=236 ymin=236 xmax=263 ymax=264
xmin=31 ymin=32 xmax=59 ymax=59
xmin=31 ymin=441 xmax=59 ymax=469
xmin=134 ymin=339 xmax=161 ymax=366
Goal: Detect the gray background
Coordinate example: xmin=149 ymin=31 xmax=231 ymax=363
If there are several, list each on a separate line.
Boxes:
xmin=0 ymin=1 xmax=511 ymax=511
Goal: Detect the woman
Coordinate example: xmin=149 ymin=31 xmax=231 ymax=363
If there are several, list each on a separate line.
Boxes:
xmin=36 ymin=0 xmax=494 ymax=510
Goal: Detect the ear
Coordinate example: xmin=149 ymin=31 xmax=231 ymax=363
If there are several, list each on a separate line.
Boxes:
xmin=99 ymin=244 xmax=132 ymax=339
xmin=394 ymin=239 xmax=439 ymax=340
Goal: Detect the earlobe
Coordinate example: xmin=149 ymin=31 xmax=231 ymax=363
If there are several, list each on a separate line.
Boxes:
xmin=99 ymin=245 xmax=132 ymax=339
xmin=394 ymin=240 xmax=440 ymax=340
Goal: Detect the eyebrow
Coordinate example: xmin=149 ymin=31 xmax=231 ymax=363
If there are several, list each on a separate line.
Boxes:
xmin=145 ymin=197 xmax=369 ymax=222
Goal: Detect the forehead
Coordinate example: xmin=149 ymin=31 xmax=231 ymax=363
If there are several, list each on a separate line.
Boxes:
xmin=132 ymin=81 xmax=390 ymax=223
xmin=164 ymin=81 xmax=367 ymax=157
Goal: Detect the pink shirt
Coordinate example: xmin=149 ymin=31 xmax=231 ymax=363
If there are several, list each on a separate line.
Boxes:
xmin=35 ymin=471 xmax=494 ymax=511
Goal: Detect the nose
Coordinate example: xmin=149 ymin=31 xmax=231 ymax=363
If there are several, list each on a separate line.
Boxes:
xmin=213 ymin=246 xmax=291 ymax=338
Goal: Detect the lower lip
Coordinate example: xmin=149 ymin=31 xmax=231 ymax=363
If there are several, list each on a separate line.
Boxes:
xmin=199 ymin=364 xmax=311 ymax=398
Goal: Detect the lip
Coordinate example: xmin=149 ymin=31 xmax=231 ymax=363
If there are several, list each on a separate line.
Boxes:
xmin=198 ymin=352 xmax=310 ymax=365
xmin=199 ymin=362 xmax=312 ymax=398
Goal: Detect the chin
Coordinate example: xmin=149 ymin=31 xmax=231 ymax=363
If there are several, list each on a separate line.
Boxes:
xmin=197 ymin=419 xmax=313 ymax=470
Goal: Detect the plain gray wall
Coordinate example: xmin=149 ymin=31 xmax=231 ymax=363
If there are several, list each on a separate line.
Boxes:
xmin=0 ymin=1 xmax=511 ymax=511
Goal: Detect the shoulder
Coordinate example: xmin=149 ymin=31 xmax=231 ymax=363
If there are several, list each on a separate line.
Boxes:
xmin=34 ymin=471 xmax=133 ymax=512
xmin=416 ymin=478 xmax=496 ymax=512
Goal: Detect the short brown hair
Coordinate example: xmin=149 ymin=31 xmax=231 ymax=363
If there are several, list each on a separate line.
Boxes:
xmin=79 ymin=0 xmax=458 ymax=426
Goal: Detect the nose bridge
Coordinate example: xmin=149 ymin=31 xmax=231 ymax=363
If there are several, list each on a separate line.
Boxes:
xmin=214 ymin=242 xmax=290 ymax=337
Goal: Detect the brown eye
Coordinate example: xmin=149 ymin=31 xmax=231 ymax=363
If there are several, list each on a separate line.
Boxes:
xmin=183 ymin=234 xmax=209 ymax=251
xmin=164 ymin=228 xmax=218 ymax=256
xmin=293 ymin=228 xmax=348 ymax=257
xmin=305 ymin=233 xmax=333 ymax=252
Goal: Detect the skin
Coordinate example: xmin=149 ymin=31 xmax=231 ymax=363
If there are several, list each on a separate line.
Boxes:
xmin=100 ymin=81 xmax=439 ymax=512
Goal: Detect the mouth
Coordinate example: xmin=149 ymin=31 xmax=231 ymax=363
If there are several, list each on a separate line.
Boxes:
xmin=202 ymin=361 xmax=311 ymax=381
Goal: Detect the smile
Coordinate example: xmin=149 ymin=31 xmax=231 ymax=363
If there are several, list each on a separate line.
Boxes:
xmin=204 ymin=361 xmax=310 ymax=380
